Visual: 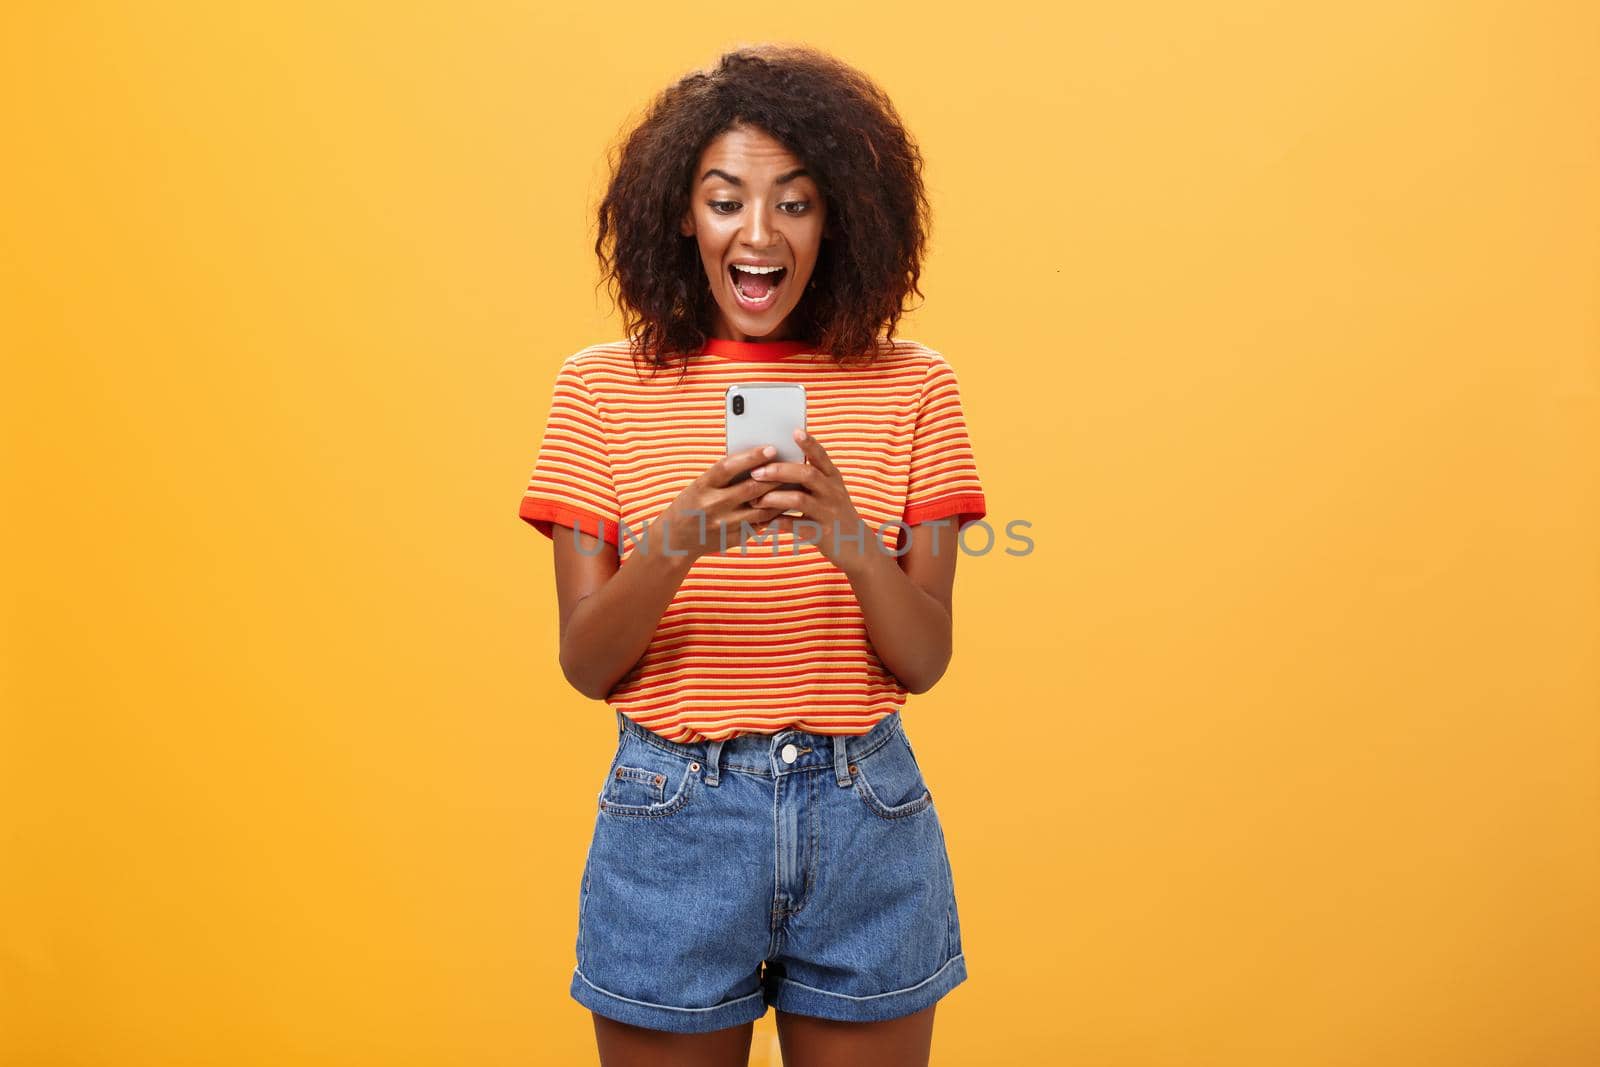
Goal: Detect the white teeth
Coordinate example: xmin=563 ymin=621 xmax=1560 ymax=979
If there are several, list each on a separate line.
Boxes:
xmin=730 ymin=263 xmax=782 ymax=307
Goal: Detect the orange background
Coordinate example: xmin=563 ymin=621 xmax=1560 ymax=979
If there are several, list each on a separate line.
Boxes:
xmin=4 ymin=3 xmax=1597 ymax=1064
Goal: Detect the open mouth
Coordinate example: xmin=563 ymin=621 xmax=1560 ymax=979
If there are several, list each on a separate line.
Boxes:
xmin=728 ymin=264 xmax=787 ymax=310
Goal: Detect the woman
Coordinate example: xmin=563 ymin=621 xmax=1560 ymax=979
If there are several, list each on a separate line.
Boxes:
xmin=517 ymin=44 xmax=986 ymax=1067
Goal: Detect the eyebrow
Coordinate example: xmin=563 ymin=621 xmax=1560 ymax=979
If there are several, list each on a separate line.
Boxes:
xmin=699 ymin=167 xmax=810 ymax=187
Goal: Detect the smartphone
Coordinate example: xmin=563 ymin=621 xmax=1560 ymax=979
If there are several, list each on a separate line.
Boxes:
xmin=725 ymin=384 xmax=806 ymax=508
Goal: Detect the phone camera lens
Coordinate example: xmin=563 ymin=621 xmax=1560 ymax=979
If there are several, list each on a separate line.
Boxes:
xmin=732 ymin=395 xmax=744 ymax=415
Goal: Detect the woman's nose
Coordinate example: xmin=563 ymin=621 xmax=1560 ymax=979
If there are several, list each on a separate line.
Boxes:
xmin=742 ymin=205 xmax=778 ymax=247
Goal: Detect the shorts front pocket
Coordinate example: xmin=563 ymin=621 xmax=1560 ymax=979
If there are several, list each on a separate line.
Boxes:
xmin=596 ymin=737 xmax=699 ymax=819
xmin=850 ymin=727 xmax=934 ymax=820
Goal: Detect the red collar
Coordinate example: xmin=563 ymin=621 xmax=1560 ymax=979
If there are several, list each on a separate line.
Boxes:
xmin=698 ymin=337 xmax=815 ymax=362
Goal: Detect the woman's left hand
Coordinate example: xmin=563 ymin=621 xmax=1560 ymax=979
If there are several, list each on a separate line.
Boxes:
xmin=748 ymin=429 xmax=878 ymax=575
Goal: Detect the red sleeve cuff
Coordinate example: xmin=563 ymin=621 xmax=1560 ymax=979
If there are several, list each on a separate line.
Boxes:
xmin=518 ymin=497 xmax=620 ymax=548
xmin=901 ymin=493 xmax=987 ymax=531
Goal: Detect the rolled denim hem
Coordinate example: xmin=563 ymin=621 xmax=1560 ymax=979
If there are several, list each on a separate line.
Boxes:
xmin=570 ymin=966 xmax=767 ymax=1034
xmin=765 ymin=953 xmax=968 ymax=1023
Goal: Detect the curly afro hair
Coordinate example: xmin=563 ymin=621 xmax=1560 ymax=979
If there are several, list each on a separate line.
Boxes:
xmin=593 ymin=43 xmax=932 ymax=376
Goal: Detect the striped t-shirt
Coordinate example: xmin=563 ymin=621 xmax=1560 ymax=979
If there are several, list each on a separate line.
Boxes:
xmin=517 ymin=335 xmax=986 ymax=743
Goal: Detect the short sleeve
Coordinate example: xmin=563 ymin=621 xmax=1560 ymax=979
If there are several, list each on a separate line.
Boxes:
xmin=516 ymin=358 xmax=621 ymax=547
xmin=902 ymin=354 xmax=987 ymax=531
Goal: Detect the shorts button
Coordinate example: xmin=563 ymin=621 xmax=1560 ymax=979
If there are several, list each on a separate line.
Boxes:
xmin=781 ymin=743 xmax=798 ymax=764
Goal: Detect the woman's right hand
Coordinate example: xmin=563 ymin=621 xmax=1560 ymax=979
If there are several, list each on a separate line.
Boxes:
xmin=650 ymin=445 xmax=787 ymax=561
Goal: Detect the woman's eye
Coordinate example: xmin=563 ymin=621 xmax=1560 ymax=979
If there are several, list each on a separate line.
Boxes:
xmin=781 ymin=201 xmax=810 ymax=214
xmin=709 ymin=201 xmax=739 ymax=214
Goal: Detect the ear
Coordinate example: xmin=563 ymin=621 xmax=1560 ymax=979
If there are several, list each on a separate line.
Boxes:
xmin=680 ymin=211 xmax=694 ymax=238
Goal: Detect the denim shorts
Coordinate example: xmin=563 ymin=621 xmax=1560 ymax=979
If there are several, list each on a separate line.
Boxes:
xmin=569 ymin=709 xmax=967 ymax=1034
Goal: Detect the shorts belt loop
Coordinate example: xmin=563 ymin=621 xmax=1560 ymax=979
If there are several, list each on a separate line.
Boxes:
xmin=615 ymin=709 xmax=625 ymax=740
xmin=834 ymin=731 xmax=852 ymax=787
xmin=704 ymin=738 xmax=725 ymax=786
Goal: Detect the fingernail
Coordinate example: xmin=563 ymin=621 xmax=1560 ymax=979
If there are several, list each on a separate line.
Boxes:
xmin=763 ymin=446 xmax=777 ymax=457
xmin=751 ymin=467 xmax=766 ymax=479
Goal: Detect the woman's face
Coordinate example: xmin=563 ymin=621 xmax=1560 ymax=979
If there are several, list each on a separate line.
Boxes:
xmin=681 ymin=125 xmax=829 ymax=343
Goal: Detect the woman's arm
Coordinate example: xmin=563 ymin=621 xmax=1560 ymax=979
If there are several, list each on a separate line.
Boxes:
xmin=841 ymin=519 xmax=959 ymax=695
xmin=550 ymin=446 xmax=783 ymax=701
xmin=551 ymin=528 xmax=695 ymax=701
